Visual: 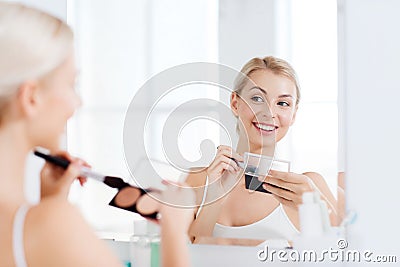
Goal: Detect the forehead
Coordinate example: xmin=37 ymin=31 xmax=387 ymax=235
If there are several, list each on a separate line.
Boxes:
xmin=243 ymin=70 xmax=297 ymax=97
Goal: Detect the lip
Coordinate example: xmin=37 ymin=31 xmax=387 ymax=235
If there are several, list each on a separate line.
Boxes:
xmin=252 ymin=122 xmax=278 ymax=136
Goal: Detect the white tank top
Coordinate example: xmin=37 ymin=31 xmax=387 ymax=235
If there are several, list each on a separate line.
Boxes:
xmin=13 ymin=205 xmax=29 ymax=267
xmin=213 ymin=204 xmax=299 ymax=241
xmin=198 ymin=176 xmax=299 ymax=243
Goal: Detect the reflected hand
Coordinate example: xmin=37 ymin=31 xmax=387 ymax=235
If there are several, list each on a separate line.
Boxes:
xmin=40 ymin=151 xmax=89 ymax=200
xmin=260 ymin=170 xmax=316 ymax=209
xmin=205 ymin=145 xmax=243 ymax=193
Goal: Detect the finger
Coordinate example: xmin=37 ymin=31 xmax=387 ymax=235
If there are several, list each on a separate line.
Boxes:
xmin=221 ymin=162 xmax=236 ymax=173
xmin=217 ymin=145 xmax=232 ymax=151
xmin=263 ymin=183 xmax=296 ymax=200
xmin=78 ymin=177 xmax=87 ymax=186
xmin=80 ymin=159 xmax=91 ymax=168
xmin=262 ymin=176 xmax=294 ymax=192
xmin=216 ymin=146 xmax=235 ymax=156
xmin=218 ymin=148 xmax=243 ymax=162
xmin=218 ymin=157 xmax=240 ymax=172
xmin=60 ymin=162 xmax=81 ymax=183
xmin=268 ymin=170 xmax=303 ymax=184
xmin=217 ymin=148 xmax=241 ymax=160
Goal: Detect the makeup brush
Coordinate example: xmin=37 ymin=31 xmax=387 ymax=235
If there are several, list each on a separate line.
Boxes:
xmin=33 ymin=149 xmax=128 ymax=189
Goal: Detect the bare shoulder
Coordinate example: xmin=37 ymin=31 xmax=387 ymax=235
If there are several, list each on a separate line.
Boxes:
xmin=25 ymin=198 xmax=122 ymax=267
xmin=303 ymin=171 xmax=336 ymax=200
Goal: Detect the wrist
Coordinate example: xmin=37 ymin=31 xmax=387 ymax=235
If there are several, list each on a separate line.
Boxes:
xmin=161 ymin=217 xmax=190 ymax=233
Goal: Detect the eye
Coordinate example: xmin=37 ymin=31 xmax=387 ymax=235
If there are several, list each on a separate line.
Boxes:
xmin=251 ymin=95 xmax=264 ymax=103
xmin=277 ymin=101 xmax=290 ymax=107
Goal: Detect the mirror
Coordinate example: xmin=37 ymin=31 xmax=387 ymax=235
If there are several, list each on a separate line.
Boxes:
xmin=67 ymin=0 xmax=343 ymax=241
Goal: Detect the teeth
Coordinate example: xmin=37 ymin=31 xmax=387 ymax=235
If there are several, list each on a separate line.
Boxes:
xmin=255 ymin=123 xmax=275 ymax=131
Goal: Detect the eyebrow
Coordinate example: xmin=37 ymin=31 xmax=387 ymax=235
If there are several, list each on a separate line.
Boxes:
xmin=250 ymin=86 xmax=267 ymax=94
xmin=249 ymin=87 xmax=294 ymax=99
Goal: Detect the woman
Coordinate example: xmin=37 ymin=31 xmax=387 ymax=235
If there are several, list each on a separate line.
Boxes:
xmin=187 ymin=56 xmax=338 ymax=243
xmin=0 ymin=3 xmax=193 ymax=267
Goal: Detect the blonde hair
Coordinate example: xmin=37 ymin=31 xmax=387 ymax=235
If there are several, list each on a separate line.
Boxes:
xmin=233 ymin=56 xmax=301 ymax=105
xmin=0 ymin=2 xmax=73 ymax=123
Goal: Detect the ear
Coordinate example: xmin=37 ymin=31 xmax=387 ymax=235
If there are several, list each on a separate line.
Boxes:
xmin=230 ymin=92 xmax=240 ymax=117
xmin=290 ymin=105 xmax=298 ymax=126
xmin=17 ymin=80 xmax=42 ymax=118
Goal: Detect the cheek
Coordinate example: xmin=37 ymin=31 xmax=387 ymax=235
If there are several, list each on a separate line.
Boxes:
xmin=278 ymin=110 xmax=295 ymax=126
xmin=238 ymin=104 xmax=256 ymax=122
xmin=55 ymin=92 xmax=80 ymax=118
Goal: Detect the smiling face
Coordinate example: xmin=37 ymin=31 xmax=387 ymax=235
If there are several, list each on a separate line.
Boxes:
xmin=231 ymin=69 xmax=298 ymax=152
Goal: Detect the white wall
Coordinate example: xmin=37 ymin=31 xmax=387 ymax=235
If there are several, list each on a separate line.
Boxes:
xmin=339 ymin=0 xmax=400 ymax=257
xmin=4 ymin=0 xmax=67 ymax=19
xmin=218 ymin=0 xmax=277 ymax=71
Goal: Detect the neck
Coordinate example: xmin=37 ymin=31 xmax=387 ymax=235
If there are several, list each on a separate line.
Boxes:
xmin=0 ymin=122 xmax=32 ymax=207
xmin=235 ymin=136 xmax=275 ymax=156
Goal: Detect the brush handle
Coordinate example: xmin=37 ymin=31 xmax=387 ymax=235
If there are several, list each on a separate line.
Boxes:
xmin=229 ymin=157 xmax=245 ymax=169
xmin=33 ymin=150 xmax=105 ymax=182
xmin=34 ymin=150 xmax=70 ymax=169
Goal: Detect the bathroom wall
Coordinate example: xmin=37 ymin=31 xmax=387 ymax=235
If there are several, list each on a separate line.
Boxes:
xmin=339 ymin=0 xmax=400 ymax=257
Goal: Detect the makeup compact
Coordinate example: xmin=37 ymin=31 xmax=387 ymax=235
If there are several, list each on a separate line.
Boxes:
xmin=241 ymin=152 xmax=290 ymax=193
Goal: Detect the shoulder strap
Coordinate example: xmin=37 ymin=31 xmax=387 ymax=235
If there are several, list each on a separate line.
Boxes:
xmin=13 ymin=205 xmax=30 ymax=267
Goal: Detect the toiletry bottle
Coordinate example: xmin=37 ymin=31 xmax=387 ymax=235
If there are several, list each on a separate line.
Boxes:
xmin=130 ymin=220 xmax=151 ymax=267
xmin=294 ymin=192 xmax=336 ymax=253
xmin=148 ymin=222 xmax=161 ymax=267
xmin=298 ymin=191 xmax=324 ymax=237
xmin=293 ymin=192 xmax=323 ymax=254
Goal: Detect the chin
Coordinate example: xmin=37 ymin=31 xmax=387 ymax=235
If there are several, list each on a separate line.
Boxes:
xmin=247 ymin=135 xmax=275 ymax=150
xmin=39 ymin=137 xmax=62 ymax=152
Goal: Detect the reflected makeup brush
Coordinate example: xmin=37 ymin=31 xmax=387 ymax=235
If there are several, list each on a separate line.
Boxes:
xmin=33 ymin=149 xmax=128 ymax=189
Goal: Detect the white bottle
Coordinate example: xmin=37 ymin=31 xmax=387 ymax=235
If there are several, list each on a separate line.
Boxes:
xmin=130 ymin=220 xmax=151 ymax=267
xmin=294 ymin=192 xmax=337 ymax=254
xmin=298 ymin=192 xmax=324 ymax=237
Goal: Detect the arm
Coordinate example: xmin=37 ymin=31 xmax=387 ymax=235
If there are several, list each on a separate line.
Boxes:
xmin=337 ymin=172 xmax=346 ymax=224
xmin=186 ymin=146 xmax=243 ymax=243
xmin=187 ymin=179 xmax=227 ymax=243
xmin=159 ymin=183 xmax=195 ymax=267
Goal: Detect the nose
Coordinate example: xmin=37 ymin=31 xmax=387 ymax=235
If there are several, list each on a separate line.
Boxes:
xmin=269 ymin=105 xmax=278 ymax=119
xmin=253 ymin=102 xmax=275 ymax=121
